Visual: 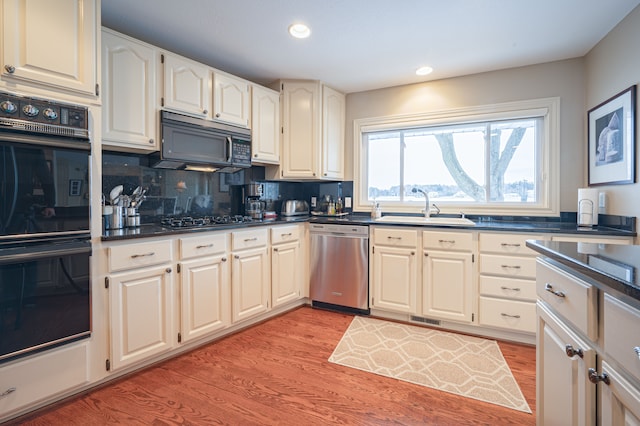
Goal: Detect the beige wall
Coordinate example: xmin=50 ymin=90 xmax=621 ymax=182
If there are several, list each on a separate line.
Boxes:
xmin=585 ymin=4 xmax=640 ymax=219
xmin=345 ymin=59 xmax=586 ymax=213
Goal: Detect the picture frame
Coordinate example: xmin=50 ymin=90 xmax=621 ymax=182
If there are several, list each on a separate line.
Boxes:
xmin=588 ymin=85 xmax=636 ymax=186
xmin=218 ymin=170 xmax=244 ymax=192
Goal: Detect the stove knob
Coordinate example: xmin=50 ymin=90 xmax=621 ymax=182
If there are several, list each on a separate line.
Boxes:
xmin=0 ymin=100 xmax=17 ymax=114
xmin=43 ymin=108 xmax=58 ymax=120
xmin=22 ymin=104 xmax=39 ymax=117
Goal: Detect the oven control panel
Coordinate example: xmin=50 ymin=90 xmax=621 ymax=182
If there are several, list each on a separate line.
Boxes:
xmin=0 ymin=92 xmax=88 ymax=132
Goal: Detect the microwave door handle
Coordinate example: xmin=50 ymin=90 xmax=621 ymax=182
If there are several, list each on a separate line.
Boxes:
xmin=226 ymin=136 xmax=233 ymax=163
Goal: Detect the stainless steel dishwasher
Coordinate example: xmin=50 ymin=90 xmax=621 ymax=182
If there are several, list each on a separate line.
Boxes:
xmin=309 ymin=223 xmax=369 ymax=313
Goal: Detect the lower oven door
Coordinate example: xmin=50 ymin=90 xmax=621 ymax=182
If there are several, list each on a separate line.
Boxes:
xmin=0 ymin=237 xmax=91 ymax=363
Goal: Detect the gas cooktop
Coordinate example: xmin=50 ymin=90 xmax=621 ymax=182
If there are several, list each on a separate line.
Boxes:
xmin=159 ymin=215 xmax=253 ymax=229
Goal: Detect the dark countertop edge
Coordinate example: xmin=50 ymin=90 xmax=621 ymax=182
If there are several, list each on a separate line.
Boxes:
xmin=102 ymin=214 xmax=635 ymax=242
xmin=526 ymin=240 xmax=640 ymax=303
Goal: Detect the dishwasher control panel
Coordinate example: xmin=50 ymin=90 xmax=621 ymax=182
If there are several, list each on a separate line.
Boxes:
xmin=309 ymin=223 xmax=369 ymax=236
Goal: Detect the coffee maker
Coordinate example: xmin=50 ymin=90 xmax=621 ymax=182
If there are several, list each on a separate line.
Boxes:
xmin=231 ymin=183 xmax=265 ymax=219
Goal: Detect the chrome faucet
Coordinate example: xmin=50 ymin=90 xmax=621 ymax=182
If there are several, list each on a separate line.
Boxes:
xmin=412 ymin=188 xmax=433 ymax=218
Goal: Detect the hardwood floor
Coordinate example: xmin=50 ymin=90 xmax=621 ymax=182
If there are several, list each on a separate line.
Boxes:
xmin=11 ymin=307 xmax=536 ymax=425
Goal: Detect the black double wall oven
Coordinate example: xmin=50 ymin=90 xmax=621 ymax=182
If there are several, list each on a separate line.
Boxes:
xmin=0 ymin=92 xmax=91 ymax=363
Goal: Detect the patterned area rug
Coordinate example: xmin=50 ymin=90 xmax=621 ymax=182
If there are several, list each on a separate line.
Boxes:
xmin=329 ymin=316 xmax=531 ymax=413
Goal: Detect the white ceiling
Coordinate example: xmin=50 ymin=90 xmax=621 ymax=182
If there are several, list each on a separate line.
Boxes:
xmin=101 ymin=0 xmax=640 ymax=94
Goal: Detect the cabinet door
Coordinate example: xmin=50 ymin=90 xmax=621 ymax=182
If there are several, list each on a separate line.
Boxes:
xmin=179 ymin=255 xmax=230 ymax=343
xmin=280 ymin=81 xmax=319 ymax=178
xmin=537 ymin=302 xmax=596 ymax=426
xmin=162 ymin=53 xmax=210 ymax=117
xmin=109 ymin=265 xmax=174 ymax=371
xmin=600 ymin=360 xmax=640 ymax=426
xmin=272 ymin=241 xmax=301 ymax=307
xmin=212 ymin=72 xmax=249 ymax=127
xmin=321 ymin=85 xmax=345 ymax=180
xmin=1 ymin=0 xmax=97 ymax=96
xmin=102 ymin=30 xmax=157 ymax=151
xmin=251 ymin=85 xmax=280 ymax=164
xmin=422 ymin=250 xmax=474 ymax=323
xmin=231 ymin=247 xmax=270 ymax=323
xmin=371 ymin=245 xmax=418 ymax=314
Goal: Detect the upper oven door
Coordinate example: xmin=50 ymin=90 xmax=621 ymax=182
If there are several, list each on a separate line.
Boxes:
xmin=0 ymin=139 xmax=90 ymax=240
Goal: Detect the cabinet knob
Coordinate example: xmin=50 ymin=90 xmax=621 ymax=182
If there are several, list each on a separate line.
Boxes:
xmin=165 ymin=267 xmax=172 ymax=273
xmin=565 ymin=344 xmax=584 ymax=358
xmin=215 ymin=113 xmax=220 ymax=118
xmin=149 ymin=139 xmax=154 ymax=144
xmin=4 ymin=64 xmax=15 ymax=74
xmin=254 ymin=153 xmax=258 ymax=157
xmin=203 ymin=109 xmax=208 ymax=115
xmin=274 ymin=247 xmax=279 ymax=252
xmin=221 ymin=257 xmax=227 ymax=262
xmin=588 ymin=368 xmax=610 ymax=385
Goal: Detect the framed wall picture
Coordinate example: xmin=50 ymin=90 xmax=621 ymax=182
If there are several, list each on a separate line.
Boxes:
xmin=588 ymin=85 xmax=636 ymax=186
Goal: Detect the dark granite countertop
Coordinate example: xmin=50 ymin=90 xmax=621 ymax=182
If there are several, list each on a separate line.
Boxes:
xmin=526 ymin=239 xmax=640 ymax=303
xmin=102 ymin=212 xmax=635 ymax=241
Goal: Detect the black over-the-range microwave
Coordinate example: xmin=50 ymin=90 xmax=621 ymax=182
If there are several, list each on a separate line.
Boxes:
xmin=150 ymin=110 xmax=252 ymax=173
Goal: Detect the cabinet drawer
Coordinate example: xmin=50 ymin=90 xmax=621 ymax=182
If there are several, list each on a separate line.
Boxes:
xmin=479 ymin=296 xmax=536 ymax=333
xmin=479 ymin=275 xmax=537 ymax=301
xmin=423 ymin=230 xmax=473 ymax=251
xmin=231 ymin=228 xmax=268 ymax=251
xmin=271 ymin=225 xmax=300 ymax=244
xmin=479 ymin=254 xmax=536 ymax=279
xmin=373 ymin=227 xmax=417 ymax=248
xmin=603 ymin=294 xmax=640 ymax=384
xmin=108 ymin=240 xmax=173 ymax=272
xmin=479 ymin=232 xmax=542 ymax=256
xmin=179 ymin=232 xmax=228 ymax=259
xmin=0 ymin=342 xmax=88 ymax=419
xmin=536 ymin=259 xmax=597 ymax=340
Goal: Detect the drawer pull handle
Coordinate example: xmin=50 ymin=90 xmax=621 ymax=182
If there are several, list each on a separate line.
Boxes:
xmin=634 ymin=347 xmax=640 ymax=360
xmin=0 ymin=387 xmax=16 ymax=398
xmin=387 ymin=236 xmax=402 ymax=240
xmin=501 ymin=243 xmax=521 ymax=247
xmin=196 ymin=244 xmax=214 ymax=249
xmin=588 ymin=368 xmax=610 ymax=385
xmin=500 ymin=313 xmax=521 ymax=319
xmin=281 ymin=233 xmax=292 ymax=237
xmin=500 ymin=286 xmax=521 ymax=291
xmin=131 ymin=252 xmax=155 ymax=258
xmin=501 ymin=264 xmax=521 ymax=269
xmin=565 ymin=344 xmax=584 ymax=358
xmin=438 ymin=239 xmax=456 ymax=244
xmin=545 ymin=283 xmax=565 ymax=298
xmin=244 ymin=237 xmax=258 ymax=242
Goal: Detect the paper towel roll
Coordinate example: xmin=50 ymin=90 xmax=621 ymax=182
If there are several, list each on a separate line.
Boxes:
xmin=578 ymin=188 xmax=599 ymax=226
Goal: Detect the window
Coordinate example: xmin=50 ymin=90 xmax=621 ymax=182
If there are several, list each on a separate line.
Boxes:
xmin=354 ymin=98 xmax=560 ymax=216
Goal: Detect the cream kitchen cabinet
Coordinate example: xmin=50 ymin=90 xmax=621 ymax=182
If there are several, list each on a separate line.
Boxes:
xmin=370 ymin=227 xmax=419 ymax=314
xmin=251 ymin=85 xmax=280 ymax=164
xmin=106 ymin=239 xmax=175 ymax=372
xmin=212 ymin=71 xmax=250 ymax=127
xmin=161 ymin=53 xmax=210 ymax=118
xmin=177 ymin=233 xmax=230 ymax=344
xmin=478 ymin=232 xmax=542 ymax=334
xmin=271 ymin=80 xmax=344 ymax=180
xmin=1 ymin=0 xmax=98 ymax=97
xmin=422 ymin=230 xmax=475 ymax=324
xmin=101 ymin=28 xmax=158 ymax=151
xmin=271 ymin=224 xmax=303 ymax=307
xmin=230 ymin=228 xmax=271 ymax=323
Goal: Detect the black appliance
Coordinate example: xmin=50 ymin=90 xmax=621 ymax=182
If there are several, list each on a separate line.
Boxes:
xmin=150 ymin=111 xmax=251 ymax=172
xmin=0 ymin=91 xmax=91 ymax=363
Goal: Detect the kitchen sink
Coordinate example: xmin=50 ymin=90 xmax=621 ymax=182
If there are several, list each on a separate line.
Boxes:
xmin=375 ymin=216 xmax=475 ymax=226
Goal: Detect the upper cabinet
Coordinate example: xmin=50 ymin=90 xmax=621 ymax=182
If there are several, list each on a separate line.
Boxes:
xmin=270 ymin=80 xmax=344 ymax=180
xmin=161 ymin=53 xmax=210 ymax=118
xmin=1 ymin=0 xmax=98 ymax=97
xmin=212 ymin=72 xmax=250 ymax=127
xmin=101 ymin=29 xmax=158 ymax=151
xmin=251 ymin=85 xmax=280 ymax=164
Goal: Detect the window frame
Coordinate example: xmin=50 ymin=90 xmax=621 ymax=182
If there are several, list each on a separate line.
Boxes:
xmin=353 ymin=97 xmax=561 ymax=216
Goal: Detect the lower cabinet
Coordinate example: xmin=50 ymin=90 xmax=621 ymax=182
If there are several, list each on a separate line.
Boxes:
xmin=271 ymin=225 xmax=303 ymax=307
xmin=231 ymin=229 xmax=271 ymax=323
xmin=599 ymin=360 xmax=640 ymax=425
xmin=108 ymin=263 xmax=175 ymax=371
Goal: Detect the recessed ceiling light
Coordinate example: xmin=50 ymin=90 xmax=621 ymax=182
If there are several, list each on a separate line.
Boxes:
xmin=288 ymin=23 xmax=311 ymax=39
xmin=416 ymin=66 xmax=433 ymax=76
